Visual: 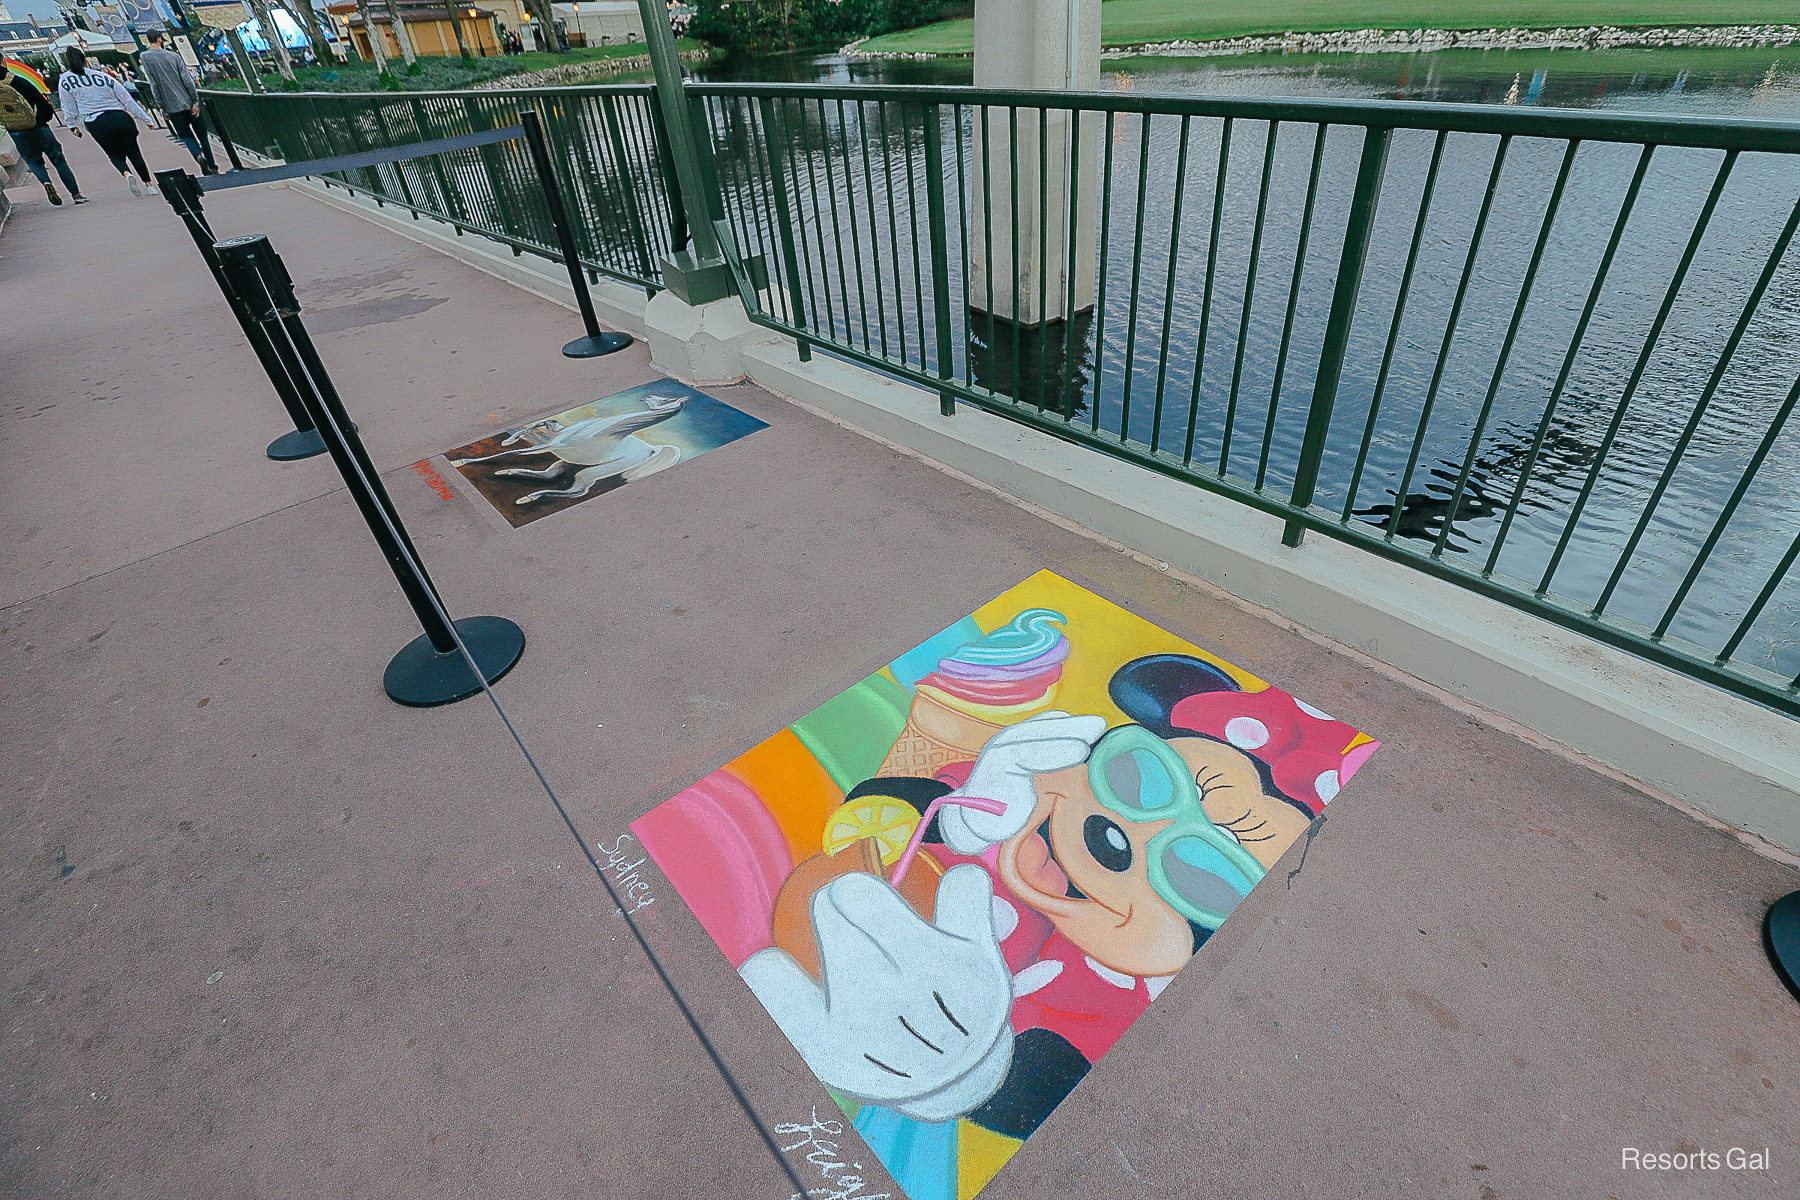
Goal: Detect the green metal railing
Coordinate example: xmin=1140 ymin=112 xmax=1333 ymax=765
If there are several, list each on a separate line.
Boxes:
xmin=694 ymin=84 xmax=1800 ymax=719
xmin=203 ymin=86 xmax=682 ymax=294
xmin=204 ymin=83 xmax=1800 ymax=719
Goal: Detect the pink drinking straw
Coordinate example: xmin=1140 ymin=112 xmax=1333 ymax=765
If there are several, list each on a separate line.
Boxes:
xmin=889 ymin=795 xmax=1008 ymax=886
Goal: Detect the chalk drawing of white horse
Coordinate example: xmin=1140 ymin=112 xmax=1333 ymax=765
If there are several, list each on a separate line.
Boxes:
xmin=451 ymin=394 xmax=686 ymax=504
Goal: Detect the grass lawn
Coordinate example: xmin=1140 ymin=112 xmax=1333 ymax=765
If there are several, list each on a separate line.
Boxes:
xmin=207 ymin=41 xmax=700 ymax=92
xmin=859 ymin=0 xmax=1800 ymax=55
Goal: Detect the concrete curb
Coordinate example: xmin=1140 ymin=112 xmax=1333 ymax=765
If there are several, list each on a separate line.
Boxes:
xmin=741 ymin=339 xmax=1800 ymax=858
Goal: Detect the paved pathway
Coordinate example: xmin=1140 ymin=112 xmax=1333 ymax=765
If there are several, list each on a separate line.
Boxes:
xmin=3 ymin=133 xmax=1797 ymax=1199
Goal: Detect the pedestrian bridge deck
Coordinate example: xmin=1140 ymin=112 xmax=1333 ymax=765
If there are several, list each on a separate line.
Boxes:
xmin=2 ymin=133 xmax=1796 ymax=1198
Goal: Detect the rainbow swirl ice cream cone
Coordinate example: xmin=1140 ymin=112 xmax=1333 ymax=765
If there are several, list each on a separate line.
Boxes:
xmin=878 ymin=608 xmax=1070 ymax=777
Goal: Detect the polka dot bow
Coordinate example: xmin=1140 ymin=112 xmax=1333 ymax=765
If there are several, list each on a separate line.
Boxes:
xmin=1168 ymin=690 xmax=1378 ymax=816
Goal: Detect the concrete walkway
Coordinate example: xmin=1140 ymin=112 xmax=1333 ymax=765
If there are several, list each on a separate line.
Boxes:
xmin=3 ymin=130 xmax=1797 ymax=1199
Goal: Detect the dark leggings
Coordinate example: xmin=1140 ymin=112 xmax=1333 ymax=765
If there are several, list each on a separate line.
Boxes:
xmin=86 ymin=110 xmax=150 ymax=182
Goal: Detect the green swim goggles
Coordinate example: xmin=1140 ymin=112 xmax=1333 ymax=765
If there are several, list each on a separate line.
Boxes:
xmin=1086 ymin=724 xmax=1267 ymax=931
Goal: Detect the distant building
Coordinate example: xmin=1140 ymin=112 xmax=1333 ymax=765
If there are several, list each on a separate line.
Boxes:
xmin=327 ymin=2 xmax=505 ymax=58
xmin=0 ymin=12 xmax=72 ymax=54
xmin=552 ymin=2 xmax=643 ymax=47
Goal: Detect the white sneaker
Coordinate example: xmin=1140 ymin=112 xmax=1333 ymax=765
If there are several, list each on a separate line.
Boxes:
xmin=127 ymin=175 xmax=146 ymax=197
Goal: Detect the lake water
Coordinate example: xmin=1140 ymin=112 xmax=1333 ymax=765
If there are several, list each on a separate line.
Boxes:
xmin=698 ymin=43 xmax=1800 ymax=118
xmin=689 ymin=46 xmax=1800 ymax=692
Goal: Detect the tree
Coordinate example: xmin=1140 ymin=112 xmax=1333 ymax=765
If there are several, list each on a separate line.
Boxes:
xmin=275 ymin=0 xmax=331 ymax=63
xmin=245 ymin=0 xmax=296 ymax=80
xmin=524 ymin=0 xmax=563 ymax=52
xmin=383 ymin=0 xmax=419 ymax=67
xmin=353 ymin=0 xmax=390 ymax=72
xmin=689 ymin=0 xmax=903 ymax=55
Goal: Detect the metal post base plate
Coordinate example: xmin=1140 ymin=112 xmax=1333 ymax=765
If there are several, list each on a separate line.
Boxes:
xmin=384 ymin=615 xmax=526 ymax=707
xmin=267 ymin=427 xmax=328 ymax=461
xmin=563 ymin=331 xmax=634 ymax=358
xmin=1767 ymin=891 xmax=1800 ymax=1002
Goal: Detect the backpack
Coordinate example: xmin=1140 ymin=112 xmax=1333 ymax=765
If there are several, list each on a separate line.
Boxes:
xmin=0 ymin=81 xmax=38 ymax=132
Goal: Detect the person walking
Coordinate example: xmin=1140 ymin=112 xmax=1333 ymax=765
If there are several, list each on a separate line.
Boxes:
xmin=3 ymin=55 xmax=85 ymax=205
xmin=56 ymin=46 xmax=156 ymax=197
xmin=138 ymin=29 xmax=218 ymax=175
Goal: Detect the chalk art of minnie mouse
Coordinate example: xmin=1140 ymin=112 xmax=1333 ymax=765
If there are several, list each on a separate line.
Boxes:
xmin=740 ymin=655 xmax=1378 ymax=1139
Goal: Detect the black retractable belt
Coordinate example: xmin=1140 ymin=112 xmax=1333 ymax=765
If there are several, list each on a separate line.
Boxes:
xmin=214 ymin=234 xmax=526 ymax=707
xmin=156 ymin=168 xmax=327 ymax=461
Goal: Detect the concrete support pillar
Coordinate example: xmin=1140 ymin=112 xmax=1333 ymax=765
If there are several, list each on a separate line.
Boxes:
xmin=969 ymin=0 xmax=1102 ymax=328
xmin=644 ymin=291 xmax=763 ymax=385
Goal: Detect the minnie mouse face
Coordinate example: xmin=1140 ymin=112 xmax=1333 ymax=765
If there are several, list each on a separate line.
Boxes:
xmin=995 ymin=757 xmax=1190 ymax=978
xmin=995 ymin=732 xmax=1310 ymax=978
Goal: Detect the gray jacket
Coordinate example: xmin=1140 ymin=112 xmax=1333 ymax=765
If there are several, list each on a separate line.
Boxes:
xmin=140 ymin=46 xmax=198 ymax=114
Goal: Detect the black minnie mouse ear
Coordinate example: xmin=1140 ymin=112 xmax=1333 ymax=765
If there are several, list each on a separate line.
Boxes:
xmin=1108 ymin=654 xmax=1241 ymax=737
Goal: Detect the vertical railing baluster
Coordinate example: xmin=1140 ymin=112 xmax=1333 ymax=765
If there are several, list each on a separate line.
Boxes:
xmin=879 ymin=101 xmax=911 ymax=367
xmin=1539 ymin=150 xmax=1737 ymax=597
xmin=1342 ymin=129 xmax=1446 ymax=521
xmin=859 ymin=101 xmax=892 ymax=360
xmin=954 ymin=103 xmax=973 ymax=400
xmin=1429 ymin=139 xmax=1580 ymax=558
xmin=816 ymin=98 xmax=855 ymax=347
xmin=1183 ymin=117 xmax=1232 ymax=466
xmin=758 ymin=95 xmax=810 ymax=361
xmin=1716 ymin=520 xmax=1800 ymax=665
xmin=1483 ymin=144 xmax=1655 ymax=577
xmin=647 ymin=97 xmax=690 ymax=253
xmin=1149 ymin=114 xmax=1191 ymax=451
xmin=1257 ymin=123 xmax=1328 ymax=493
xmin=1037 ymin=106 xmax=1051 ymax=410
xmin=980 ymin=104 xmax=997 ymax=394
xmin=602 ymin=93 xmax=657 ymax=295
xmin=1223 ymin=121 xmax=1281 ymax=475
xmin=1656 ymin=370 xmax=1800 ymax=640
xmin=923 ymin=104 xmax=956 ymax=416
xmin=1119 ymin=112 xmax=1153 ymax=443
xmin=1061 ymin=104 xmax=1085 ymax=423
xmin=777 ymin=99 xmax=826 ymax=352
xmin=1385 ymin=134 xmax=1512 ymax=543
xmin=1092 ymin=110 xmax=1115 ymax=433
xmin=1009 ymin=106 xmax=1022 ymax=404
xmin=903 ymin=104 xmax=929 ymax=373
xmin=1282 ymin=125 xmax=1393 ymax=548
xmin=797 ymin=99 xmax=841 ymax=343
xmin=1593 ymin=190 xmax=1800 ymax=613
xmin=838 ymin=99 xmax=874 ymax=352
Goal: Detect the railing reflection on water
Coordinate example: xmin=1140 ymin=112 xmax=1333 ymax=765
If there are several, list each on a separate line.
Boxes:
xmin=204 ymin=82 xmax=1800 ymax=718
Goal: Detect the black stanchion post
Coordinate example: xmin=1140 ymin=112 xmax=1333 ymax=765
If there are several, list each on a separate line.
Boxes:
xmin=202 ymin=99 xmax=245 ymax=172
xmin=518 ymin=107 xmax=633 ymax=360
xmin=213 ymin=234 xmax=526 ymax=707
xmin=155 ymin=168 xmax=326 ymax=461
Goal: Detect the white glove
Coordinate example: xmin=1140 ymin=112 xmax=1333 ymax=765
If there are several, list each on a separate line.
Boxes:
xmin=740 ymin=866 xmax=1013 ymax=1123
xmin=937 ymin=711 xmax=1108 ymax=855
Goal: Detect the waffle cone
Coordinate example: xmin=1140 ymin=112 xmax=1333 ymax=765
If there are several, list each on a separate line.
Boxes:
xmin=877 ymin=688 xmax=1009 ymax=777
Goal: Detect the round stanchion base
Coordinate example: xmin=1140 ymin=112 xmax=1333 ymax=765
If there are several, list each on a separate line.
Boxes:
xmin=1767 ymin=890 xmax=1800 ymax=1002
xmin=563 ymin=331 xmax=634 ymax=359
xmin=384 ymin=616 xmax=526 ymax=707
xmin=267 ymin=427 xmax=328 ymax=461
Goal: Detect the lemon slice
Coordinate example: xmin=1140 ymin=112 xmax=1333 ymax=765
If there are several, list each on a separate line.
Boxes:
xmin=821 ymin=796 xmax=921 ymax=867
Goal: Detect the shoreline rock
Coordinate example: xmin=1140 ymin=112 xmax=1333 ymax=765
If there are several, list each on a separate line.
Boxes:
xmin=472 ymin=47 xmax=713 ymax=90
xmin=845 ymin=24 xmax=1800 ymax=61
